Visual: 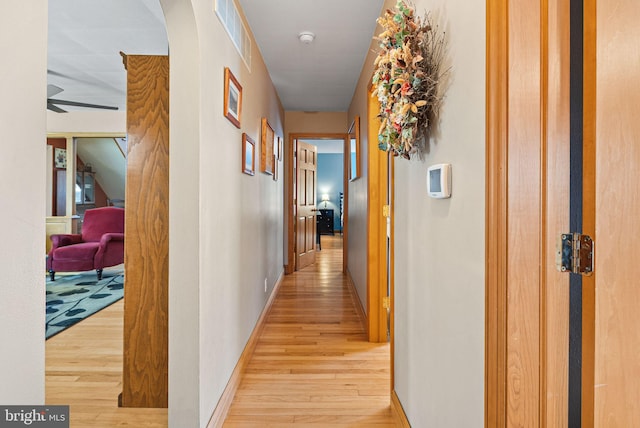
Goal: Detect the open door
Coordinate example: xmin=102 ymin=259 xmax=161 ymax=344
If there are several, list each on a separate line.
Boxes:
xmin=296 ymin=140 xmax=318 ymax=270
xmin=486 ymin=0 xmax=640 ymax=425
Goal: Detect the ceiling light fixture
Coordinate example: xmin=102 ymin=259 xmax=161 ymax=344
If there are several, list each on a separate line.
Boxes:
xmin=298 ymin=31 xmax=315 ymax=44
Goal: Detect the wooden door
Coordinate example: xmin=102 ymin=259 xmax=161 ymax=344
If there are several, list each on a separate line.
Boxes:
xmin=488 ymin=0 xmax=640 ymax=425
xmin=486 ymin=0 xmax=573 ymax=425
xmin=296 ymin=141 xmax=318 ymax=270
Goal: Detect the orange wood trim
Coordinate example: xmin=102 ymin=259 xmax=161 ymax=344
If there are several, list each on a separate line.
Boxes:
xmin=391 ymin=390 xmax=411 ymax=428
xmin=122 ymin=54 xmax=169 ymax=408
xmin=290 ymin=133 xmax=348 ymax=140
xmin=343 ymin=135 xmax=349 ymax=273
xmin=485 ymin=0 xmax=509 ymax=425
xmin=367 ymin=88 xmax=387 ymax=343
xmin=581 ymin=0 xmax=596 ymax=424
xmin=389 ymin=153 xmax=395 ymax=391
xmin=286 ymin=135 xmax=295 ymax=275
xmin=540 ymin=0 xmax=549 ymax=423
xmin=346 ymin=269 xmax=367 ymax=330
xmin=206 ymin=271 xmax=285 ymax=428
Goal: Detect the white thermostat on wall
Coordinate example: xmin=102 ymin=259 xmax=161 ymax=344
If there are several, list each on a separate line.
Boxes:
xmin=427 ymin=163 xmax=452 ymax=199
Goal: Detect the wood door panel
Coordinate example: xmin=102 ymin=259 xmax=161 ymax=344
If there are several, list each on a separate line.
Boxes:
xmin=298 ymin=169 xmax=306 ymax=206
xmin=506 ymin=0 xmax=542 ymax=425
xmin=296 ymin=141 xmax=317 ymax=270
xmin=487 ymin=0 xmax=573 ymax=424
xmin=544 ymin=0 xmax=571 ymax=425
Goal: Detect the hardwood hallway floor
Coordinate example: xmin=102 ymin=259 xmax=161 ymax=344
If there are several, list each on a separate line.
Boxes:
xmin=45 ymin=236 xmax=394 ymax=427
xmin=223 ymin=235 xmax=397 ymax=427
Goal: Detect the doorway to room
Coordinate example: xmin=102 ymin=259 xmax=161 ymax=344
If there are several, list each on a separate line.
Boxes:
xmin=307 ymin=138 xmax=345 ymax=252
xmin=287 ymin=133 xmax=349 ymax=273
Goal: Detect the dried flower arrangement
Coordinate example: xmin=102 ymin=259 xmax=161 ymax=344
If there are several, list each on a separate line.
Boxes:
xmin=371 ymin=0 xmax=447 ymax=159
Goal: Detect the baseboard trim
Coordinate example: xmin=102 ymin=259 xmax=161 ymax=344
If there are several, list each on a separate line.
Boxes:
xmin=206 ymin=270 xmax=285 ymax=428
xmin=345 ymin=269 xmax=367 ymax=331
xmin=391 ymin=390 xmax=411 ymax=427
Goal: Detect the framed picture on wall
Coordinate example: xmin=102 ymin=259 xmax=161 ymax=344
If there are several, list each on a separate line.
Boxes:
xmin=54 ymin=148 xmax=67 ymax=169
xmin=261 ymin=118 xmax=275 ymax=175
xmin=242 ymin=133 xmax=255 ymax=176
xmin=276 ymin=136 xmax=282 ymax=161
xmin=348 ymin=116 xmax=360 ymax=181
xmin=223 ymin=67 xmax=242 ymax=128
xmin=272 ymin=154 xmax=278 ymax=181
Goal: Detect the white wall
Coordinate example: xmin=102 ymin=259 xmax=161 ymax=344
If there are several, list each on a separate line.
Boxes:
xmin=162 ymin=0 xmax=285 ymax=426
xmin=0 ymin=1 xmax=47 ymax=404
xmin=350 ymin=0 xmax=486 ymax=425
xmin=0 ymin=0 xmax=283 ymax=423
xmin=47 ymin=111 xmax=125 ymax=134
xmin=161 ymin=1 xmax=202 ymax=425
xmin=393 ymin=0 xmax=485 ymax=425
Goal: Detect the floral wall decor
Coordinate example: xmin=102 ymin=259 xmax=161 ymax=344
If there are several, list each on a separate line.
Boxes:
xmin=372 ymin=0 xmax=448 ymax=159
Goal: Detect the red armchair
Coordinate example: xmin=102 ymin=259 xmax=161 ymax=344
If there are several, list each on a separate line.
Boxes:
xmin=47 ymin=207 xmax=125 ymax=281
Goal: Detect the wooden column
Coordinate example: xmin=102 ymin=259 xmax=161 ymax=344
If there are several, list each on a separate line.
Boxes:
xmin=121 ymin=54 xmax=169 ymax=408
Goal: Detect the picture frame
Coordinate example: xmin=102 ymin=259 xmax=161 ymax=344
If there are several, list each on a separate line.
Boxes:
xmin=348 ymin=116 xmax=360 ymax=181
xmin=261 ymin=118 xmax=275 ymax=175
xmin=242 ymin=133 xmax=255 ymax=176
xmin=223 ymin=67 xmax=242 ymax=128
xmin=272 ymin=154 xmax=278 ymax=181
xmin=54 ymin=147 xmax=67 ymax=169
xmin=276 ymin=136 xmax=282 ymax=161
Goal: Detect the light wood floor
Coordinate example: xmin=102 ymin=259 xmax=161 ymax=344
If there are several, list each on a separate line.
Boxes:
xmin=46 ymin=235 xmax=394 ymax=427
xmin=46 ymin=299 xmax=167 ymax=427
xmin=223 ymin=235 xmax=396 ymax=427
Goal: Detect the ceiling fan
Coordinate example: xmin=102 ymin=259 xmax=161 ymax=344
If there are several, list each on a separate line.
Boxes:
xmin=47 ymin=84 xmax=119 ymax=113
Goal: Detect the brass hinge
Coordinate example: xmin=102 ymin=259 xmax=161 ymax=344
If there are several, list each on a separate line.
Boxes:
xmin=557 ymin=233 xmax=594 ymax=275
xmin=382 ymin=296 xmax=390 ymax=309
xmin=382 ymin=205 xmax=390 ymax=218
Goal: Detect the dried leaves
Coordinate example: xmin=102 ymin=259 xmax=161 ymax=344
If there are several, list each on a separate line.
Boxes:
xmin=372 ymin=0 xmax=447 ymax=159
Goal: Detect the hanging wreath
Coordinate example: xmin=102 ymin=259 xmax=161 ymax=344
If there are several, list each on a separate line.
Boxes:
xmin=372 ymin=0 xmax=447 ymax=159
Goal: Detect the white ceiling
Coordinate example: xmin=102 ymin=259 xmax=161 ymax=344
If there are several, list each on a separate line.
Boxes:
xmin=47 ymin=0 xmax=384 ymax=113
xmin=237 ymin=0 xmax=384 ymax=111
xmin=47 ymin=0 xmax=168 ymax=112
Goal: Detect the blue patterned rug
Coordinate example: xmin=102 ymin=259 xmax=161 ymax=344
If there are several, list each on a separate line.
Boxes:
xmin=46 ymin=268 xmax=124 ymax=339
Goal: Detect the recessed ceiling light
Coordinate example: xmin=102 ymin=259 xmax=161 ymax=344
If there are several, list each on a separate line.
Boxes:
xmin=298 ymin=31 xmax=315 ymax=44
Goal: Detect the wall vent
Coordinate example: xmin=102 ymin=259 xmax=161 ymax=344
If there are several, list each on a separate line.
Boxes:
xmin=215 ymin=0 xmax=252 ymax=70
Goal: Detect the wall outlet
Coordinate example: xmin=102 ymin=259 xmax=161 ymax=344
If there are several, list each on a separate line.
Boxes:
xmin=264 ymin=278 xmax=267 ymax=293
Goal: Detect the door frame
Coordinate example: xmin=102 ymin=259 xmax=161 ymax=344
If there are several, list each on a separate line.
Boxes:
xmin=366 ymin=93 xmax=393 ymax=345
xmin=286 ymin=133 xmax=349 ymax=274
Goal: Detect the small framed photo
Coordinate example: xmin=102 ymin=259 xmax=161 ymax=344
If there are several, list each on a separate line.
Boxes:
xmin=54 ymin=148 xmax=67 ymax=168
xmin=224 ymin=67 xmax=242 ymax=128
xmin=276 ymin=136 xmax=282 ymax=161
xmin=242 ymin=133 xmax=255 ymax=176
xmin=261 ymin=118 xmax=275 ymax=175
xmin=272 ymin=154 xmax=278 ymax=181
xmin=349 ymin=116 xmax=360 ymax=181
